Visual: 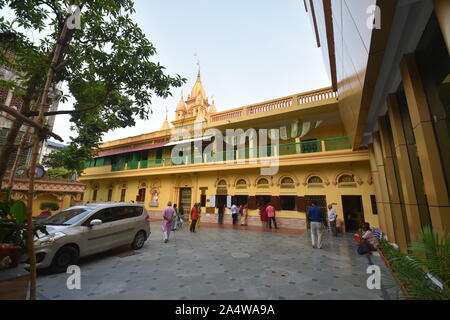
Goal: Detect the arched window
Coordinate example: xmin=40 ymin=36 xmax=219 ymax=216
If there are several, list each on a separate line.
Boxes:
xmin=217 ymin=179 xmax=227 ymax=187
xmin=280 ymin=177 xmax=295 ymax=189
xmin=307 ymin=176 xmax=324 ymax=188
xmin=338 ymin=174 xmax=357 ymax=187
xmin=308 ymin=176 xmax=323 ymax=184
xmin=236 ymin=179 xmax=247 ymax=189
xmin=257 ymin=178 xmax=269 ymax=188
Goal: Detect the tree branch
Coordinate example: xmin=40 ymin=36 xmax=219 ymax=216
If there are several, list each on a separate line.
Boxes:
xmin=0 ymin=104 xmax=64 ymax=142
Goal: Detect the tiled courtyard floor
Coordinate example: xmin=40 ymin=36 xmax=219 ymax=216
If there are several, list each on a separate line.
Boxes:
xmin=32 ymin=224 xmax=396 ymax=300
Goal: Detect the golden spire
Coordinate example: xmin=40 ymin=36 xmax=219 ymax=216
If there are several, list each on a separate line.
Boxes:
xmin=160 ymin=106 xmax=171 ymax=130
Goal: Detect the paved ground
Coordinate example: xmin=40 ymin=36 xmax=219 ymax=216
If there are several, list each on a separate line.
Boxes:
xmin=32 ymin=224 xmax=395 ymax=300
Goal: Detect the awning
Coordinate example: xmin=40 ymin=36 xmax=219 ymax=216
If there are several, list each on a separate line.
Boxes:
xmin=94 ymin=142 xmax=166 ymax=158
xmin=164 ymin=135 xmax=213 ymax=147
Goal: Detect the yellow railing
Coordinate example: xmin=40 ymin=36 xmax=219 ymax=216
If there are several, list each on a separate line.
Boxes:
xmin=209 ymin=87 xmax=337 ymax=123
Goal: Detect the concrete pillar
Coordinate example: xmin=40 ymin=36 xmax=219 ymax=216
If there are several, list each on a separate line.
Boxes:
xmin=387 ymin=94 xmax=424 ymax=242
xmin=378 ymin=116 xmax=409 ymax=252
xmin=372 ymin=132 xmax=397 ymax=243
xmin=400 ymin=54 xmax=450 ymax=233
xmin=368 ymin=144 xmax=387 ymax=234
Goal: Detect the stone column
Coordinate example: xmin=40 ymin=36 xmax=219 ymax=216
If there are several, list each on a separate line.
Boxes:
xmin=387 ymin=94 xmax=424 ymax=242
xmin=400 ymin=54 xmax=450 ymax=233
xmin=368 ymin=144 xmax=387 ymax=234
xmin=378 ymin=116 xmax=409 ymax=251
xmin=372 ymin=132 xmax=397 ymax=242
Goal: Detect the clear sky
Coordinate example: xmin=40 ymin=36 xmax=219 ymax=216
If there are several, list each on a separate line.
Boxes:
xmin=5 ymin=0 xmax=331 ymax=144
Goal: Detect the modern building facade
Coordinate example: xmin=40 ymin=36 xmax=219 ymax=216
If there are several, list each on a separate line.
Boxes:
xmin=80 ymin=72 xmax=380 ymax=232
xmin=304 ymin=0 xmax=449 ymax=251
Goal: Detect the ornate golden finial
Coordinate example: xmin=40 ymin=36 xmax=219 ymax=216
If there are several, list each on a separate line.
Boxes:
xmin=194 ymin=52 xmax=200 ymax=78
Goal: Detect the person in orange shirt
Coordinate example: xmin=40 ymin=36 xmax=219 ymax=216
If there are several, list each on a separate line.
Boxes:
xmin=190 ymin=204 xmax=199 ymax=233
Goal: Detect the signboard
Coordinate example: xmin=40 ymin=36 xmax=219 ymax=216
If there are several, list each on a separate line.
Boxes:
xmin=209 ymin=195 xmax=216 ymax=208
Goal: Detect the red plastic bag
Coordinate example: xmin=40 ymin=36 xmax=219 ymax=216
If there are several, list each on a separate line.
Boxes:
xmin=353 ymin=234 xmax=361 ymax=244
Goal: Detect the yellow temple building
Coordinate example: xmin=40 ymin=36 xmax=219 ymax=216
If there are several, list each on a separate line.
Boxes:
xmin=80 ymin=70 xmax=379 ymax=232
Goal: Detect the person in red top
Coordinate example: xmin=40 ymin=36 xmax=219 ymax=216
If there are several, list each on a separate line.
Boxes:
xmin=266 ymin=203 xmax=278 ymax=229
xmin=190 ymin=204 xmax=199 ymax=233
xmin=259 ymin=204 xmax=268 ymax=228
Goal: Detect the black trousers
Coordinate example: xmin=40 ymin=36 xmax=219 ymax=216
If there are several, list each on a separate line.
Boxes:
xmin=218 ymin=213 xmax=224 ymax=224
xmin=190 ymin=220 xmax=197 ymax=232
xmin=232 ymin=214 xmax=238 ymax=225
xmin=330 ymin=220 xmax=338 ymax=236
xmin=268 ymin=217 xmax=278 ymax=229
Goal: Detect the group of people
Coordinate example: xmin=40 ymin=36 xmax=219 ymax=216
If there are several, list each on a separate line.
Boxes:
xmin=306 ymin=201 xmax=378 ymax=254
xmin=161 ymin=202 xmax=203 ymax=242
xmin=162 ymin=200 xmax=378 ymax=255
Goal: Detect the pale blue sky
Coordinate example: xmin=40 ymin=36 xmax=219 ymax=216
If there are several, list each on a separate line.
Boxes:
xmin=4 ymin=0 xmax=331 ymax=143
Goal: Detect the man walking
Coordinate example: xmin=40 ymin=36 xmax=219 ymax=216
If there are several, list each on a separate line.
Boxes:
xmin=307 ymin=201 xmax=326 ymax=249
xmin=266 ymin=202 xmax=278 ymax=229
xmin=190 ymin=203 xmax=199 ymax=232
xmin=328 ymin=204 xmax=338 ymax=237
xmin=162 ymin=201 xmax=175 ymax=243
xmin=231 ymin=202 xmax=238 ymax=225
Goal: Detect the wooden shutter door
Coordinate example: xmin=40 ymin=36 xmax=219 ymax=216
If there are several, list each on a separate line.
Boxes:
xmin=296 ymin=196 xmax=306 ymax=212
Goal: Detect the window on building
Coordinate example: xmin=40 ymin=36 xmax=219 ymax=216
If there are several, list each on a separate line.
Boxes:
xmin=92 ymin=189 xmax=98 ymax=202
xmin=257 ymin=178 xmax=269 ymax=188
xmin=280 ymin=196 xmax=296 ymax=211
xmin=236 ymin=179 xmax=247 ymax=189
xmin=338 ymin=174 xmax=357 ymax=187
xmin=137 ymin=188 xmax=146 ymax=202
xmin=280 ymin=177 xmax=295 ymax=189
xmin=256 ymin=195 xmax=271 ymax=207
xmin=308 ymin=176 xmax=323 ymax=184
xmin=120 ymin=189 xmax=126 ymax=202
xmin=200 ymin=194 xmax=206 ymax=207
xmin=301 ymin=138 xmax=319 ymax=153
xmin=370 ymin=195 xmax=378 ymax=215
xmin=107 ymin=189 xmax=113 ymax=202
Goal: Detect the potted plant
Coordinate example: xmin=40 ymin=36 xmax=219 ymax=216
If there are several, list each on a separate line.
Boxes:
xmin=39 ymin=202 xmax=60 ymax=217
xmin=0 ymin=200 xmax=47 ymax=269
xmin=378 ymin=226 xmax=450 ymax=300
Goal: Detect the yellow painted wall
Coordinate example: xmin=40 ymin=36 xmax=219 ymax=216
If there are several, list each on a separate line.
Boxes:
xmin=29 ymin=194 xmax=73 ymax=216
xmin=83 ymin=160 xmax=379 ymax=228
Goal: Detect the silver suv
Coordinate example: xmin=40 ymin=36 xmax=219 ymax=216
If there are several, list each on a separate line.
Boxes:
xmin=27 ymin=202 xmax=151 ymax=273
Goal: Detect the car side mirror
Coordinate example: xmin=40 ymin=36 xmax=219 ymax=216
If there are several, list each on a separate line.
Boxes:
xmin=90 ymin=219 xmax=103 ymax=226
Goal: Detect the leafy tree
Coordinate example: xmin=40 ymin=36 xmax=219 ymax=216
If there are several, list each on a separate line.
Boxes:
xmin=0 ymin=0 xmax=185 ymax=182
xmin=0 ymin=0 xmax=185 ymax=299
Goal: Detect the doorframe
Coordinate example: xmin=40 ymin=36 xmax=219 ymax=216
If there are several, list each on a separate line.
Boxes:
xmin=341 ymin=195 xmax=365 ymax=232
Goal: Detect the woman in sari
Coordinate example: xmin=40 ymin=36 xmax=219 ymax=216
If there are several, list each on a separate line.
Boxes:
xmin=172 ymin=204 xmax=179 ymax=231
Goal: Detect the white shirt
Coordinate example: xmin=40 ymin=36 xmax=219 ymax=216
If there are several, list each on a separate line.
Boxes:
xmin=328 ymin=208 xmax=337 ymax=222
xmin=231 ymin=204 xmax=238 ymax=214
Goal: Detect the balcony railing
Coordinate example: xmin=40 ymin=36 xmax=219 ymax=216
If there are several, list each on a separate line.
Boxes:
xmin=105 ymin=136 xmax=350 ymax=172
xmin=209 ymin=87 xmax=337 ymax=123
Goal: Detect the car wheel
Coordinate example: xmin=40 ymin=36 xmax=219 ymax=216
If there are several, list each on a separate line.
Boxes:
xmin=50 ymin=246 xmax=79 ymax=273
xmin=131 ymin=231 xmax=146 ymax=250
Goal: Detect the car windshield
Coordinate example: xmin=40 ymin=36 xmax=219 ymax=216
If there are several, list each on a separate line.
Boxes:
xmin=41 ymin=207 xmax=94 ymax=226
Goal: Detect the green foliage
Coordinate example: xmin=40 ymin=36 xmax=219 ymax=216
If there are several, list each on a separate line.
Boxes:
xmin=1 ymin=0 xmax=186 ymax=175
xmin=0 ymin=200 xmax=47 ymax=247
xmin=379 ymin=227 xmax=450 ymax=300
xmin=46 ymin=167 xmax=71 ymax=179
xmin=39 ymin=202 xmax=59 ymax=211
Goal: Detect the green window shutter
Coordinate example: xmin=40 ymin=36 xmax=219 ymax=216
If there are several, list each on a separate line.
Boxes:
xmin=96 ymin=157 xmax=105 ymax=167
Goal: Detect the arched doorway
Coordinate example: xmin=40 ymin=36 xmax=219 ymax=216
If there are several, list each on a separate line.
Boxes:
xmin=216 ymin=179 xmax=228 ymax=209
